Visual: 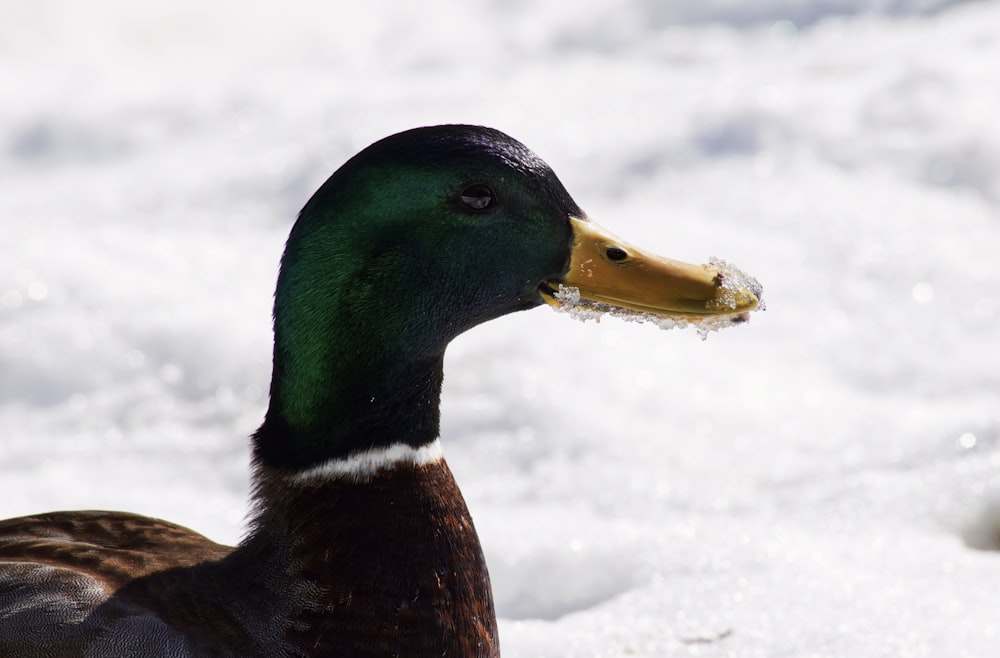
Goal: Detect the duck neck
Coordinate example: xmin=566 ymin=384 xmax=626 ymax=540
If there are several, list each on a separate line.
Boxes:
xmin=254 ymin=340 xmax=445 ymax=469
xmin=243 ymin=321 xmax=498 ymax=654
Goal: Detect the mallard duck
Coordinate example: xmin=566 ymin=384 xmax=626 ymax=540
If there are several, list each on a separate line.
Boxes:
xmin=0 ymin=125 xmax=761 ymax=657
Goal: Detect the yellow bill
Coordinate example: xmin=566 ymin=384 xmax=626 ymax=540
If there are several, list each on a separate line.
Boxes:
xmin=540 ymin=217 xmax=763 ymax=331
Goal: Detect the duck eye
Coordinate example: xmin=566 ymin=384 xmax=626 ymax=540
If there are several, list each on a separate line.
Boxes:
xmin=460 ymin=184 xmax=495 ymax=211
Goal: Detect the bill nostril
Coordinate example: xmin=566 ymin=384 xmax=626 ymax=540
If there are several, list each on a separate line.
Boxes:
xmin=605 ymin=246 xmax=628 ymax=262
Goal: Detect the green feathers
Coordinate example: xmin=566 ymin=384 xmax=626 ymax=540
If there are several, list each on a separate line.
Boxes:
xmin=254 ymin=125 xmax=580 ymax=468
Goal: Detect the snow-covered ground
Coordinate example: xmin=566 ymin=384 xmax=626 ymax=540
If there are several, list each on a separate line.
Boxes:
xmin=3 ymin=1 xmax=999 ymax=655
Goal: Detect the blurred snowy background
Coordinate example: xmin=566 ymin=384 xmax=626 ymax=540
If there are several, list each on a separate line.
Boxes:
xmin=2 ymin=1 xmax=999 ymax=655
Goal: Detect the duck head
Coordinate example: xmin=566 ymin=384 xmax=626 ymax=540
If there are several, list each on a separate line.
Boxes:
xmin=254 ymin=125 xmax=761 ymax=469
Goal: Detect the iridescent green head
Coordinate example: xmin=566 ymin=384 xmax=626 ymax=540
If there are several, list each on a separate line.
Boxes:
xmin=255 ymin=125 xmax=581 ymax=468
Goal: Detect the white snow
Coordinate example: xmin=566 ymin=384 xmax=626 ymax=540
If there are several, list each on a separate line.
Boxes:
xmin=551 ymin=282 xmax=755 ymax=340
xmin=549 ymin=250 xmax=764 ymax=339
xmin=3 ymin=1 xmax=1000 ymax=655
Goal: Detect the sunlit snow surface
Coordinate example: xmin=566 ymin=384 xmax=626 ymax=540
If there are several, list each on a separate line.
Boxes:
xmin=3 ymin=1 xmax=1000 ymax=656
